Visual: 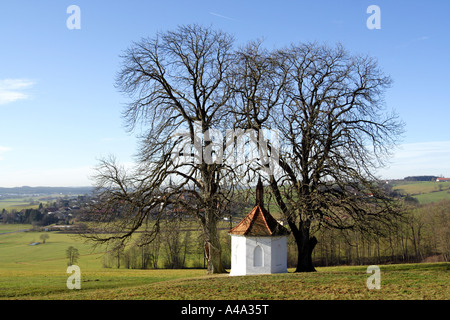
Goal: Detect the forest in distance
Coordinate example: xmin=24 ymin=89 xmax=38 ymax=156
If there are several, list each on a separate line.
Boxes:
xmin=97 ymin=198 xmax=450 ymax=270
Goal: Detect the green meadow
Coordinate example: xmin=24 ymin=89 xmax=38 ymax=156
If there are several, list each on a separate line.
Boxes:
xmin=0 ymin=225 xmax=448 ymax=300
xmin=0 ymin=198 xmax=41 ymax=211
xmin=392 ymin=181 xmax=450 ymax=204
xmin=1 ymin=181 xmax=448 ymax=300
xmin=0 ymin=193 xmax=66 ymax=211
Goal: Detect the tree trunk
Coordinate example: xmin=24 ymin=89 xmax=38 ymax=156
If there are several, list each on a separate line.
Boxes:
xmin=203 ymin=210 xmax=227 ymax=274
xmin=293 ymin=224 xmax=317 ymax=272
xmin=205 ymin=240 xmax=226 ymax=274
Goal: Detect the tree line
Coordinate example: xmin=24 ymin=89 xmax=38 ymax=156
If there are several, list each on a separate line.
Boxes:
xmin=310 ymin=199 xmax=449 ymax=265
xmin=0 ymin=207 xmax=59 ymax=226
xmin=99 ymin=198 xmax=449 ymax=270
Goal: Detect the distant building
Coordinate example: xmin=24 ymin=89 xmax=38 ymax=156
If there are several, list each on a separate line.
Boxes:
xmin=436 ymin=177 xmax=450 ymax=182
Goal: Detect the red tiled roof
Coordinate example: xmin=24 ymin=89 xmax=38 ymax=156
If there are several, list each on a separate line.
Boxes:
xmin=228 ymin=205 xmax=290 ymax=236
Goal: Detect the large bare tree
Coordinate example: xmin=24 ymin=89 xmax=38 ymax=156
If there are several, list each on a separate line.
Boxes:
xmin=275 ymin=43 xmax=405 ymax=272
xmin=234 ymin=42 xmax=405 ymax=272
xmin=83 ymin=25 xmax=237 ymax=274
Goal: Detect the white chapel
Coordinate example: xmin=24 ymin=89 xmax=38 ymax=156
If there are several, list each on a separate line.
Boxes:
xmin=228 ymin=178 xmax=290 ymax=276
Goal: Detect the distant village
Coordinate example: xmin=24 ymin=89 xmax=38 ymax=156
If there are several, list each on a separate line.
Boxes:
xmin=0 ymin=187 xmax=94 ymax=227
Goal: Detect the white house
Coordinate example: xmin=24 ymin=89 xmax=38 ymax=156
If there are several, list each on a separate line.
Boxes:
xmin=228 ymin=179 xmax=290 ymax=276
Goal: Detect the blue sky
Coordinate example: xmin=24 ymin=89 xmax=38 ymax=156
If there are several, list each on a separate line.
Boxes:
xmin=0 ymin=0 xmax=449 ymax=187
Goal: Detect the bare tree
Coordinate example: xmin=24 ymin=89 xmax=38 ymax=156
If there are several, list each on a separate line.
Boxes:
xmin=66 ymin=246 xmax=80 ymax=266
xmin=144 ymin=232 xmax=161 ymax=268
xmin=229 ymin=39 xmax=288 ymax=173
xmin=277 ymin=43 xmax=406 ymax=271
xmin=162 ymin=218 xmax=190 ymax=269
xmin=236 ymin=42 xmax=405 ymax=272
xmin=82 ymin=25 xmax=237 ymax=274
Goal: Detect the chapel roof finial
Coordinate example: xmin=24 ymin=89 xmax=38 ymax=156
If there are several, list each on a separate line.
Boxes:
xmin=255 ymin=176 xmax=264 ymax=208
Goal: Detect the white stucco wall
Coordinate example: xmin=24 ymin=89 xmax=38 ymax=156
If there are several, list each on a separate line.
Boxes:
xmin=229 ymin=235 xmax=288 ymax=276
xmin=245 ymin=237 xmax=272 ymax=275
xmin=230 ymin=235 xmax=247 ymax=276
xmin=270 ymin=236 xmax=287 ymax=273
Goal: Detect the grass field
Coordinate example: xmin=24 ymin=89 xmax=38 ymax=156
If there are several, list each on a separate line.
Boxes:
xmin=391 ymin=180 xmax=450 ymax=195
xmin=0 ymin=198 xmax=41 ymax=211
xmin=413 ymin=190 xmax=450 ymax=204
xmin=0 ymin=225 xmax=448 ymax=300
xmin=0 ymin=193 xmax=67 ymax=211
xmin=28 ymin=263 xmax=447 ymax=300
xmin=392 ymin=181 xmax=450 ymax=204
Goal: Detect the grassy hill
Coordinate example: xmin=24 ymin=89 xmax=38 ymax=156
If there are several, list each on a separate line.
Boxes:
xmin=0 ymin=225 xmax=448 ymax=300
xmin=391 ymin=180 xmax=450 ymax=204
xmin=22 ymin=262 xmax=446 ymax=300
xmin=1 ymin=181 xmax=448 ymax=301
